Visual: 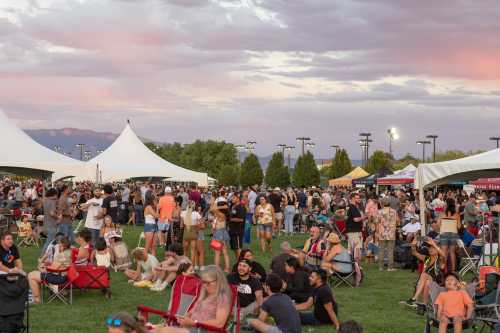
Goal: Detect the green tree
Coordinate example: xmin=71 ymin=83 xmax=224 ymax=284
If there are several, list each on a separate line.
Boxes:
xmin=366 ymin=150 xmax=393 ymax=173
xmin=240 ymin=154 xmax=263 ymax=188
xmin=218 ymin=165 xmax=239 ymax=186
xmin=265 ymin=152 xmax=290 ymax=188
xmin=293 ymin=152 xmax=320 ymax=187
xmin=329 ymin=149 xmax=353 ymax=178
xmin=393 ymin=153 xmax=420 ymax=170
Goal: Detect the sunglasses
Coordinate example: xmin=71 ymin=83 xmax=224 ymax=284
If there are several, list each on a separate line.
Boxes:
xmin=106 ymin=317 xmax=122 ymax=327
xmin=202 ymin=279 xmax=216 ymax=285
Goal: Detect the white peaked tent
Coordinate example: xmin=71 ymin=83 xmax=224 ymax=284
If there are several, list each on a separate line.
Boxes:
xmin=87 ymin=121 xmax=209 ymax=186
xmin=415 ymin=148 xmax=500 ymax=233
xmin=0 ymin=111 xmax=95 ymax=181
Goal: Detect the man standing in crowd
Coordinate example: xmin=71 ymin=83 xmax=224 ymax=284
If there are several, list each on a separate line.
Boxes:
xmin=178 ymin=186 xmax=189 ymax=211
xmin=268 ymin=187 xmax=284 ymax=236
xmin=42 ymin=188 xmax=59 ymax=254
xmin=57 ymin=184 xmax=75 ymax=243
xmin=99 ymin=184 xmax=119 ymax=225
xmin=296 ymin=269 xmax=340 ymax=330
xmin=0 ymin=232 xmax=23 ymax=274
xmin=227 ymin=259 xmax=263 ymax=318
xmin=245 ymin=186 xmax=258 ymax=244
xmin=81 ymin=189 xmax=104 ymax=245
xmin=229 ymin=194 xmax=247 ymax=258
xmin=189 ymin=186 xmax=201 ymax=206
xmin=376 ymin=198 xmax=398 ymax=272
xmin=158 ymin=187 xmax=175 ymax=247
xmin=463 ymin=195 xmax=478 ymax=231
xmin=345 ymin=193 xmax=365 ymax=260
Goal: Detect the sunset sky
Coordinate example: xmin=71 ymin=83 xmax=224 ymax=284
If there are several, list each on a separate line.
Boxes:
xmin=1 ymin=0 xmax=500 ymax=159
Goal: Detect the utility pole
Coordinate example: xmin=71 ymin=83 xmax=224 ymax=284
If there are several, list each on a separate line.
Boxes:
xmin=285 ymin=146 xmax=295 ymax=169
xmin=417 ymin=140 xmax=431 ymax=163
xmin=277 ymin=144 xmax=287 ymax=162
xmin=296 ymin=137 xmax=311 ymax=156
xmin=426 ymin=135 xmax=438 ymax=162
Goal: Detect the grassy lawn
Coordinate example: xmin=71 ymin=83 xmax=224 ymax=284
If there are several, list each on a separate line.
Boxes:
xmin=21 ymin=225 xmax=425 ymax=333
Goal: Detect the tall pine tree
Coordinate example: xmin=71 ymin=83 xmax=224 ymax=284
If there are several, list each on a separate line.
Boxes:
xmin=329 ymin=149 xmax=353 ymax=178
xmin=293 ymin=151 xmax=320 ymax=187
xmin=240 ymin=154 xmax=263 ymax=188
xmin=265 ymin=152 xmax=290 ymax=188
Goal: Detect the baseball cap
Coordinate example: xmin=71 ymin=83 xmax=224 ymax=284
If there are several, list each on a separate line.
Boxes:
xmin=165 ymin=186 xmax=172 ymax=194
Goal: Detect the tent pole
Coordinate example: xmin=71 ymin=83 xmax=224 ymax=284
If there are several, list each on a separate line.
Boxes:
xmin=419 ymin=185 xmax=426 ymax=236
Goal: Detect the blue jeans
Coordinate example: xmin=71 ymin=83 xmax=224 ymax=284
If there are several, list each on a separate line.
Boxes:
xmin=87 ymin=228 xmax=101 ymax=246
xmin=244 ymin=213 xmax=253 ymax=244
xmin=41 ymin=228 xmax=57 ymax=256
xmin=299 ymin=312 xmax=323 ymax=326
xmin=58 ymin=223 xmax=74 ymax=244
xmin=284 ymin=205 xmax=295 ymax=234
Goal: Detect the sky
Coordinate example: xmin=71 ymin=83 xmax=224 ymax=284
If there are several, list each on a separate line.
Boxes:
xmin=1 ymin=0 xmax=500 ymax=160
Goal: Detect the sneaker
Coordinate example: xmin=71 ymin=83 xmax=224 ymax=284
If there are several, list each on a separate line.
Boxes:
xmin=128 ymin=279 xmax=136 ymax=284
xmin=404 ymin=298 xmax=417 ymax=307
xmin=151 ymin=281 xmax=168 ymax=292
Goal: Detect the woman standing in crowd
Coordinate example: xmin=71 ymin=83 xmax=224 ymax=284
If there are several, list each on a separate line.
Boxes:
xmin=284 ymin=187 xmax=297 ymax=235
xmin=143 ymin=195 xmax=159 ymax=257
xmin=255 ymin=196 xmax=275 ymax=253
xmin=210 ymin=202 xmax=231 ymax=272
xmin=181 ymin=201 xmax=201 ymax=264
xmin=438 ymin=198 xmax=461 ymax=273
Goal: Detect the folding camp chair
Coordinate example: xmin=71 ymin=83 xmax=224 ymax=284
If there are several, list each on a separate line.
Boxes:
xmin=423 ymin=281 xmax=476 ymax=333
xmin=328 ymin=254 xmax=358 ymax=288
xmin=475 ymin=274 xmax=500 ymax=333
xmin=457 ymin=239 xmax=480 ymax=279
xmin=41 ymin=266 xmax=78 ymax=305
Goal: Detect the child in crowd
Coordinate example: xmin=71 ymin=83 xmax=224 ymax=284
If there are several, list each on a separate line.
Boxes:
xmin=124 ymin=248 xmax=159 ymax=289
xmin=435 ymin=273 xmax=474 ymax=333
xmin=150 ymin=243 xmax=191 ymax=292
xmin=94 ymin=237 xmax=113 ymax=268
xmin=18 ymin=215 xmax=38 ymax=245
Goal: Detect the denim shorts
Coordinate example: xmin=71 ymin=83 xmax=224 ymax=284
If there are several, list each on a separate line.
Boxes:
xmin=439 ymin=232 xmax=458 ymax=246
xmin=41 ymin=272 xmax=67 ymax=285
xmin=213 ymin=229 xmax=230 ymax=242
xmin=144 ymin=223 xmax=158 ymax=233
xmin=258 ymin=224 xmax=273 ymax=233
xmin=157 ymin=223 xmax=169 ymax=232
xmin=197 ymin=231 xmax=205 ymax=241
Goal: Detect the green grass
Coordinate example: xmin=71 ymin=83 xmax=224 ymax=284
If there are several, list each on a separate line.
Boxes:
xmin=21 ymin=225 xmax=425 ymax=333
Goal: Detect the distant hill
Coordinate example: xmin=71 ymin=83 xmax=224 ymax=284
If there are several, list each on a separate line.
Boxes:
xmin=23 ymin=128 xmax=362 ymax=167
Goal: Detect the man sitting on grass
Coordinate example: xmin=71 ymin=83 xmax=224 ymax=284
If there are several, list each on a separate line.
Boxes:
xmin=227 ymin=259 xmax=263 ymax=318
xmin=296 ymin=269 xmax=340 ymax=330
xmin=248 ymin=273 xmax=301 ymax=333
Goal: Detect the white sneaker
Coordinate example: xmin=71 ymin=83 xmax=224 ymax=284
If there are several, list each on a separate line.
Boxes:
xmin=151 ymin=281 xmax=168 ymax=292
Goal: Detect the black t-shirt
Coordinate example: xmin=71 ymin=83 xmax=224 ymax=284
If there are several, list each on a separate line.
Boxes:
xmin=345 ymin=203 xmax=362 ymax=233
xmin=228 ymin=204 xmax=247 ymax=234
xmin=227 ymin=273 xmax=262 ymax=308
xmin=261 ymin=293 xmax=302 ymax=333
xmin=313 ymin=284 xmax=337 ymax=324
xmin=268 ymin=193 xmax=283 ymax=213
xmin=0 ymin=244 xmax=20 ymax=269
xmin=270 ymin=253 xmax=293 ymax=280
xmin=102 ymin=194 xmax=119 ymax=224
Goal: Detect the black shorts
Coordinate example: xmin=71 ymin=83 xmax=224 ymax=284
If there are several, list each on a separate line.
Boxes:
xmin=229 ymin=230 xmax=244 ymax=250
xmin=41 ymin=272 xmax=67 ymax=285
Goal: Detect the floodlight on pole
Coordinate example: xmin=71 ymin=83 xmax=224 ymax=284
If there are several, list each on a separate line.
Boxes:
xmin=277 ymin=144 xmax=287 ymax=161
xmin=387 ymin=127 xmax=399 ymax=156
xmin=234 ymin=144 xmax=245 ymax=163
xmin=417 ymin=140 xmax=431 ymax=163
xmin=330 ymin=145 xmax=340 ymax=154
xmin=296 ymin=137 xmax=311 ymax=156
xmin=359 ymin=133 xmax=372 ymax=168
xmin=490 ymin=137 xmax=500 ymax=149
xmin=285 ymin=146 xmax=295 ymax=169
xmin=426 ymin=135 xmax=438 ymax=162
xmin=246 ymin=141 xmax=257 ymax=154
xmin=306 ymin=142 xmax=315 ymax=152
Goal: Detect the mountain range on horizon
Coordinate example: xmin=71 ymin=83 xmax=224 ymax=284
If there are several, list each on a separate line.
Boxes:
xmin=24 ymin=128 xmax=361 ymax=169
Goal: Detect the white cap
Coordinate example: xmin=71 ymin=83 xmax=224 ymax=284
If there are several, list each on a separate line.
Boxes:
xmin=274 ymin=187 xmax=281 ymax=191
xmin=165 ymin=186 xmax=172 ymax=193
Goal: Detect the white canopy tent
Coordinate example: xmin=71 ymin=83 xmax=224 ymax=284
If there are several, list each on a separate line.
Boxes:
xmin=0 ymin=111 xmax=95 ymax=181
xmin=415 ymin=148 xmax=500 ymax=233
xmin=86 ymin=121 xmax=209 ymax=186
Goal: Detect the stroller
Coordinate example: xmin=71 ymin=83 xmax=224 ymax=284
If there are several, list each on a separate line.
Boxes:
xmin=423 ymin=281 xmax=476 ymax=333
xmin=138 ymin=275 xmax=240 ymax=333
xmin=0 ymin=273 xmax=29 ymax=333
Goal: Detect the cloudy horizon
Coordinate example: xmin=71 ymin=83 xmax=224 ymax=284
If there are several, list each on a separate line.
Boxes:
xmin=1 ymin=0 xmax=500 ymax=160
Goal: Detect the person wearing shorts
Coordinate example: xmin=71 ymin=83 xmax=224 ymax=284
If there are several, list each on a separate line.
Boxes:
xmin=254 ymin=196 xmax=275 ymax=253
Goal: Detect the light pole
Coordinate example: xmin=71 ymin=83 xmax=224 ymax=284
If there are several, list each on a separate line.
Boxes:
xmin=277 ymin=144 xmax=287 ymax=162
xmin=426 ymin=135 xmax=438 ymax=162
xmin=417 ymin=140 xmax=431 ymax=163
xmin=359 ymin=133 xmax=372 ymax=168
xmin=83 ymin=150 xmax=92 ymax=161
xmin=490 ymin=137 xmax=500 ymax=149
xmin=306 ymin=142 xmax=315 ymax=152
xmin=387 ymin=128 xmax=399 ymax=156
xmin=246 ymin=141 xmax=257 ymax=154
xmin=53 ymin=145 xmax=62 ymax=153
xmin=234 ymin=144 xmax=245 ymax=163
xmin=296 ymin=137 xmax=311 ymax=156
xmin=285 ymin=146 xmax=295 ymax=169
xmin=76 ymin=143 xmax=85 ymax=161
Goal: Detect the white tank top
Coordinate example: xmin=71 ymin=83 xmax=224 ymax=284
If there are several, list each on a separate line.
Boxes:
xmin=145 ymin=214 xmax=156 ymax=225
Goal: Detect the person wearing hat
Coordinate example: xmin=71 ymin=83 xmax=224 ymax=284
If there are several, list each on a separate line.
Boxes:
xmin=227 ymin=259 xmax=263 ymax=319
xmin=268 ymin=187 xmax=285 ymax=237
xmin=158 ymin=187 xmax=175 ymax=247
xmin=321 ymin=232 xmax=352 ymax=275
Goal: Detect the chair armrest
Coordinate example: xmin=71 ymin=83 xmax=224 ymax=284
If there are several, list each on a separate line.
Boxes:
xmin=137 ymin=306 xmax=176 ymax=321
xmin=195 ymin=322 xmax=227 ymax=333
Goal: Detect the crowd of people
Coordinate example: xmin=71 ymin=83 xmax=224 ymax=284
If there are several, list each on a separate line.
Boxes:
xmin=1 ymin=177 xmax=500 ymax=333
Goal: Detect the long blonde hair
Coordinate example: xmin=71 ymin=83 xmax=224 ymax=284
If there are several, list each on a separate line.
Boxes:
xmin=198 ymin=265 xmax=231 ymax=308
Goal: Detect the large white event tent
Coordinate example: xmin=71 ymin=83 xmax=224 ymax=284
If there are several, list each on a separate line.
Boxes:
xmin=415 ymin=148 xmax=500 ymax=233
xmin=87 ymin=121 xmax=209 ymax=186
xmin=0 ymin=111 xmax=95 ymax=181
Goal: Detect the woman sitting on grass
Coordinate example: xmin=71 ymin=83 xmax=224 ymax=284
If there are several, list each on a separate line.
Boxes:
xmin=154 ymin=265 xmax=231 ymax=333
xmin=124 ymin=248 xmax=159 ymax=288
xmin=28 ymin=236 xmax=71 ymax=304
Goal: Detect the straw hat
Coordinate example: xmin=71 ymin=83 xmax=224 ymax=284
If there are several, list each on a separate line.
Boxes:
xmin=327 ymin=232 xmax=341 ymax=244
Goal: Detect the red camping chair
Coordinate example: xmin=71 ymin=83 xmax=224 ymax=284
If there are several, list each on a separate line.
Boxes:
xmin=71 ymin=246 xmax=111 ymax=298
xmin=41 ymin=265 xmax=79 ymax=305
xmin=138 ymin=277 xmax=240 ymax=333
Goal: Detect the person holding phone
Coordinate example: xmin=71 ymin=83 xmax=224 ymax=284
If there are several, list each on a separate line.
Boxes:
xmin=438 ymin=198 xmax=461 ymax=273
